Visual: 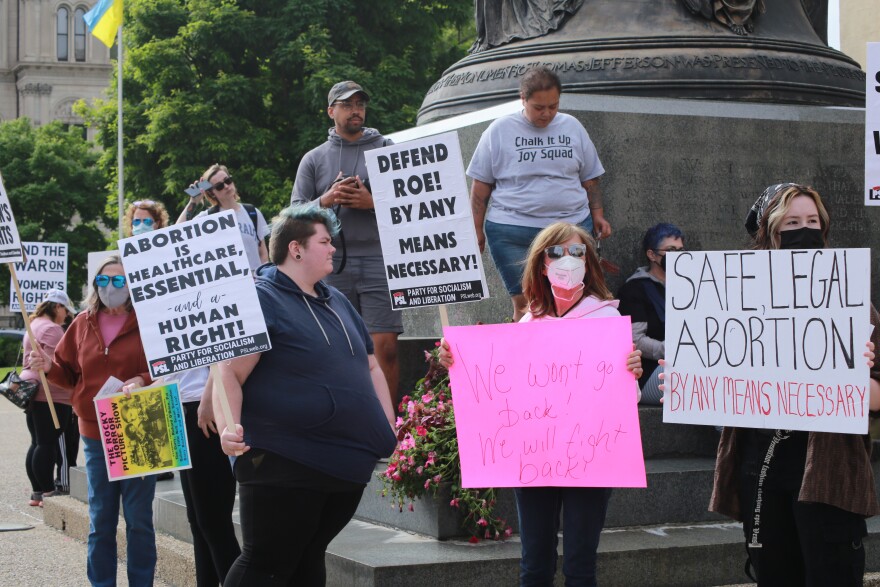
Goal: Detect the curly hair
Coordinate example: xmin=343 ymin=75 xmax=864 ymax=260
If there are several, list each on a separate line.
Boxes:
xmin=753 ymin=184 xmax=829 ymax=250
xmin=521 ymin=222 xmax=612 ymax=319
xmin=123 ymin=200 xmax=170 ymax=236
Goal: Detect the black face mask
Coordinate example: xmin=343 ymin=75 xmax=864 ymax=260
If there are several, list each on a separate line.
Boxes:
xmin=658 ymin=254 xmax=666 ymax=271
xmin=779 ymin=227 xmax=825 ymax=250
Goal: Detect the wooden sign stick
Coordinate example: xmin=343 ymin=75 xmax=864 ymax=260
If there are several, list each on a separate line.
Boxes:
xmin=9 ymin=265 xmax=60 ymax=429
xmin=438 ymin=304 xmax=450 ymax=330
xmin=209 ymin=362 xmax=241 ymax=455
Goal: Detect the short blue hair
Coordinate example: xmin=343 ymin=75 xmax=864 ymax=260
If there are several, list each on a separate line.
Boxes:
xmin=641 ymin=223 xmax=684 ymax=256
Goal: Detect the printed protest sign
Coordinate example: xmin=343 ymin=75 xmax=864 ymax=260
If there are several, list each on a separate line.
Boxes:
xmin=867 ymin=43 xmax=880 ymax=206
xmin=118 ymin=211 xmax=271 ymax=379
xmin=444 ymin=318 xmax=645 ymax=488
xmin=9 ymin=242 xmax=67 ymax=311
xmin=364 ymin=131 xmax=488 ymax=309
xmin=0 ymin=171 xmax=24 ymax=263
xmin=664 ymin=249 xmax=872 ymax=433
xmin=94 ymin=378 xmax=190 ymax=480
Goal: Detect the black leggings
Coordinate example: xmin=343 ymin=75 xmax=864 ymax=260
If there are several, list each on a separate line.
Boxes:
xmin=740 ymin=475 xmax=867 ymax=586
xmin=178 ymin=402 xmax=241 ymax=587
xmin=224 ymin=483 xmax=364 ymax=586
xmin=25 ymin=401 xmax=73 ymax=493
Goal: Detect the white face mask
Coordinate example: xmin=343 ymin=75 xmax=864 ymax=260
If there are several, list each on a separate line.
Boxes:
xmin=545 ymin=255 xmax=586 ymax=297
xmin=97 ymin=285 xmax=130 ymax=309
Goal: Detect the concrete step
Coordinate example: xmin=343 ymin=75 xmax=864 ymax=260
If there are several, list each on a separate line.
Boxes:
xmin=355 ymin=457 xmax=725 ymax=538
xmin=638 ymin=406 xmax=720 ymax=458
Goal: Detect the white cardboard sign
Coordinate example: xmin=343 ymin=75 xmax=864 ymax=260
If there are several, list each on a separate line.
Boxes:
xmin=118 ymin=211 xmax=271 ymax=378
xmin=0 ymin=171 xmax=24 ymax=263
xmin=364 ymin=131 xmax=488 ymax=309
xmin=866 ymin=42 xmax=880 ymax=206
xmin=663 ymin=249 xmax=871 ymax=433
xmin=9 ymin=242 xmax=68 ymax=311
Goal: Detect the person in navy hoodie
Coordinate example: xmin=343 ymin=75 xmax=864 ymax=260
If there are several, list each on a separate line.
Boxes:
xmin=217 ymin=204 xmax=397 ymax=587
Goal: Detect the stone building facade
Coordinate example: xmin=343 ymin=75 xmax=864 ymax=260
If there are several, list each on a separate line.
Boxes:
xmin=0 ymin=0 xmax=112 ymax=130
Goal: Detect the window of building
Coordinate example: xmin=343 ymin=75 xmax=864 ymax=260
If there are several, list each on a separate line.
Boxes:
xmin=57 ymin=7 xmax=69 ymax=61
xmin=74 ymin=8 xmax=87 ymax=62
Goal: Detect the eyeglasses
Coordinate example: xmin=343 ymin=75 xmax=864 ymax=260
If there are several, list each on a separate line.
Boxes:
xmin=132 ymin=218 xmax=154 ymax=227
xmin=95 ymin=274 xmax=126 ymax=288
xmin=132 ymin=200 xmax=157 ymax=207
xmin=333 ymin=100 xmax=367 ymax=110
xmin=544 ymin=244 xmax=587 ymax=259
xmin=654 ymin=247 xmax=686 ymax=254
xmin=210 ymin=176 xmax=234 ymax=192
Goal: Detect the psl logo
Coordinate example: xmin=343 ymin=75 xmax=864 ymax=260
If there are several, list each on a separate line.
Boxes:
xmin=151 ymin=360 xmax=170 ymax=374
xmin=869 ymin=186 xmax=880 ymax=201
xmin=392 ymin=291 xmax=408 ymax=306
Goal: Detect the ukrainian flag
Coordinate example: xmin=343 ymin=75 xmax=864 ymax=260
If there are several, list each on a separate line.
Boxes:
xmin=83 ymin=0 xmax=122 ymax=48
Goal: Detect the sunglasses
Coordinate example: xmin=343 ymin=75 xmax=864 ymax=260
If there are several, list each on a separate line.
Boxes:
xmin=132 ymin=200 xmax=157 ymax=207
xmin=210 ymin=176 xmax=234 ymax=192
xmin=544 ymin=244 xmax=587 ymax=259
xmin=95 ymin=274 xmax=127 ymax=288
xmin=132 ymin=218 xmax=154 ymax=227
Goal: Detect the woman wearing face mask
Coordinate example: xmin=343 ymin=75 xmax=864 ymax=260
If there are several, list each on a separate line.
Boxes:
xmin=439 ymin=222 xmax=642 ymax=586
xmin=123 ymin=200 xmax=170 ymax=237
xmin=617 ymin=223 xmax=685 ymax=405
xmin=29 ymin=255 xmax=157 ymax=586
xmin=709 ymin=183 xmax=880 ymax=585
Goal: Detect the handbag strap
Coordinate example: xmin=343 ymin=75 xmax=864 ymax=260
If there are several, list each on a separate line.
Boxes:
xmin=13 ymin=340 xmax=23 ymax=370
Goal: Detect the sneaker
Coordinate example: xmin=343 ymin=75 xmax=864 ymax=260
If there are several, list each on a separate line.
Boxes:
xmin=29 ymin=492 xmax=42 ymax=507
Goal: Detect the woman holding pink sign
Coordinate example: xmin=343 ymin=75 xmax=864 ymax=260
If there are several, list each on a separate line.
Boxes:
xmin=29 ymin=255 xmax=157 ymax=587
xmin=710 ymin=183 xmax=880 ymax=586
xmin=439 ymin=221 xmax=643 ymax=587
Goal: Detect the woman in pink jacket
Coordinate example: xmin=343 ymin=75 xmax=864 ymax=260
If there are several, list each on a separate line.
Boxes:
xmin=440 ymin=221 xmax=642 ymax=586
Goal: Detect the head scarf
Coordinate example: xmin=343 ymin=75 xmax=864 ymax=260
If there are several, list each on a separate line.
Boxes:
xmin=744 ymin=182 xmax=798 ymax=237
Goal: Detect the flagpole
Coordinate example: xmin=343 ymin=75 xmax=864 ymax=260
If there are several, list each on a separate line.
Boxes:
xmin=116 ymin=25 xmax=124 ymax=236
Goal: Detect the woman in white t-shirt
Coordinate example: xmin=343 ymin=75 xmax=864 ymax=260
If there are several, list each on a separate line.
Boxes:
xmin=178 ymin=163 xmax=270 ymax=270
xmin=468 ymin=67 xmax=610 ymax=322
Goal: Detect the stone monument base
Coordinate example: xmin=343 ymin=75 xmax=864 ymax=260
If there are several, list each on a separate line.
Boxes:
xmin=390 ymin=95 xmax=876 ymax=336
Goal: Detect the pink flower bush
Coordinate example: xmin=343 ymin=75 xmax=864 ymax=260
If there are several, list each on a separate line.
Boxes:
xmin=379 ymin=346 xmax=511 ymax=541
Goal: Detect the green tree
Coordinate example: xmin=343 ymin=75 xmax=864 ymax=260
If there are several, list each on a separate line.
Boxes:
xmin=81 ymin=0 xmax=474 ymax=221
xmin=0 ymin=118 xmax=109 ymax=306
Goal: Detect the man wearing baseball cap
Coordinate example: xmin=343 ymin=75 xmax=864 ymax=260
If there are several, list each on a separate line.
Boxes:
xmin=291 ymin=81 xmax=402 ymax=406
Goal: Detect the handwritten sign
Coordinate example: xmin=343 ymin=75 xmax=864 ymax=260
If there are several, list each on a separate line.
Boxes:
xmin=9 ymin=242 xmax=67 ymax=312
xmin=664 ymin=249 xmax=872 ymax=433
xmin=444 ymin=318 xmax=645 ymax=488
xmin=867 ymin=43 xmax=880 ymax=206
xmin=364 ymin=131 xmax=488 ymax=308
xmin=0 ymin=170 xmax=24 ymax=263
xmin=94 ymin=378 xmax=190 ymax=480
xmin=118 ymin=211 xmax=271 ymax=378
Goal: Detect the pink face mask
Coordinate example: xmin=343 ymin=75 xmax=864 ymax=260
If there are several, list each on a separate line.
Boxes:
xmin=545 ymin=256 xmax=586 ymax=300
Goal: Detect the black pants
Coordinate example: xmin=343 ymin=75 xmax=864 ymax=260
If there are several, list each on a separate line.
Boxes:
xmin=55 ymin=410 xmax=79 ymax=492
xmin=740 ymin=475 xmax=867 ymax=586
xmin=25 ymin=401 xmax=73 ymax=493
xmin=178 ymin=402 xmax=241 ymax=587
xmin=224 ymin=482 xmax=364 ymax=586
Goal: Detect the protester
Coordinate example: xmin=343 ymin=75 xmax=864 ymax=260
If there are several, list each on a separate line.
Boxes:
xmin=217 ymin=205 xmax=397 ymax=586
xmin=123 ymin=199 xmax=170 ymax=237
xmin=21 ymin=289 xmax=75 ymax=507
xmin=467 ymin=67 xmax=610 ymax=321
xmin=439 ymin=221 xmax=642 ymax=586
xmin=165 ymin=216 xmax=241 ymax=586
xmin=709 ymin=183 xmax=880 ymax=585
xmin=291 ymin=80 xmax=402 ymax=407
xmin=29 ymin=255 xmax=157 ymax=586
xmin=617 ymin=223 xmax=684 ymax=405
xmin=178 ymin=163 xmax=270 ymax=270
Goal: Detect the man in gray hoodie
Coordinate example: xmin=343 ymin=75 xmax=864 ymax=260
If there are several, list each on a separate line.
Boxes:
xmin=291 ymin=81 xmax=401 ymax=406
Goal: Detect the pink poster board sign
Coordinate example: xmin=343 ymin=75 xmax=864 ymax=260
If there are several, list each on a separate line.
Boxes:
xmin=444 ymin=317 xmax=646 ymax=488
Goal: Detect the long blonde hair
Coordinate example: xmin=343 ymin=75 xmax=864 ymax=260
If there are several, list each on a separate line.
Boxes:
xmin=754 ymin=184 xmax=829 ymax=250
xmin=521 ymin=222 xmax=612 ymax=319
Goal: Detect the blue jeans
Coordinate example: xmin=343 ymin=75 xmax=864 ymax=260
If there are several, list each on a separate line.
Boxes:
xmin=485 ymin=216 xmax=594 ymax=296
xmin=514 ymin=486 xmax=611 ymax=587
xmin=83 ymin=436 xmax=157 ymax=587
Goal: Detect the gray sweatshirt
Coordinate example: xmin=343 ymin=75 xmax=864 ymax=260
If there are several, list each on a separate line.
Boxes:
xmin=291 ymin=127 xmax=390 ymax=257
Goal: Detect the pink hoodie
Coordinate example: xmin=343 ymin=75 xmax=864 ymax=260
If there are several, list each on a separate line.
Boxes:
xmin=520 ymin=294 xmax=620 ymax=323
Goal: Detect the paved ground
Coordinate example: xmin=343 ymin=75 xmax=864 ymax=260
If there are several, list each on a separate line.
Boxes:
xmin=0 ymin=399 xmax=171 ymax=586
